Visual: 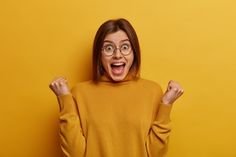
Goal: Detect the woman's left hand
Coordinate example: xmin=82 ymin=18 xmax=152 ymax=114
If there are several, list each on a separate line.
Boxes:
xmin=161 ymin=80 xmax=184 ymax=105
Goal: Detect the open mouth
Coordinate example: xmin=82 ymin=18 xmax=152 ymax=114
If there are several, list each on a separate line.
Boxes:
xmin=110 ymin=62 xmax=126 ymax=75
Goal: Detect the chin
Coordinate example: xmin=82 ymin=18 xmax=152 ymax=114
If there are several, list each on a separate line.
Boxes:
xmin=108 ymin=69 xmax=128 ymax=82
xmin=110 ymin=75 xmax=126 ymax=82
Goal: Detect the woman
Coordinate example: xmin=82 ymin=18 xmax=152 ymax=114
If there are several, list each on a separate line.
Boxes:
xmin=49 ymin=18 xmax=184 ymax=157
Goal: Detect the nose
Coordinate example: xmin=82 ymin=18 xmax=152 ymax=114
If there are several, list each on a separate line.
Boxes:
xmin=113 ymin=48 xmax=122 ymax=59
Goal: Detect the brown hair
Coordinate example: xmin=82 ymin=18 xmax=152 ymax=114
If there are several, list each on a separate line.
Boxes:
xmin=92 ymin=18 xmax=141 ymax=82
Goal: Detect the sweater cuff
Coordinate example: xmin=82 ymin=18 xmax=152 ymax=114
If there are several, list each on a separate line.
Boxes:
xmin=155 ymin=103 xmax=173 ymax=124
xmin=57 ymin=94 xmax=76 ymax=114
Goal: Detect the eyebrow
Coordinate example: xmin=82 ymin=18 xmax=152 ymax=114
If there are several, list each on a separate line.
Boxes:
xmin=103 ymin=39 xmax=130 ymax=43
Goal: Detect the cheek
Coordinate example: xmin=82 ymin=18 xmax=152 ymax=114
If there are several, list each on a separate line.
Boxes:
xmin=101 ymin=56 xmax=110 ymax=70
xmin=127 ymin=53 xmax=134 ymax=67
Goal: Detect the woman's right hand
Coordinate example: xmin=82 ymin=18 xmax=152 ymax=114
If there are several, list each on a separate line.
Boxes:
xmin=49 ymin=77 xmax=71 ymax=96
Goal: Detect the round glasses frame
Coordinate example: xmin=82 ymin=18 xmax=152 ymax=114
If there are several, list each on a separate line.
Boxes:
xmin=101 ymin=42 xmax=132 ymax=56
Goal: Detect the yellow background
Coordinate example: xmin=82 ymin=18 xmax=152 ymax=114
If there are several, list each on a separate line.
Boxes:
xmin=0 ymin=0 xmax=235 ymax=156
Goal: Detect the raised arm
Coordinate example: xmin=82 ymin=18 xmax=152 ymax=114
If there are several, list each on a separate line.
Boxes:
xmin=146 ymin=80 xmax=184 ymax=157
xmin=49 ymin=77 xmax=86 ymax=157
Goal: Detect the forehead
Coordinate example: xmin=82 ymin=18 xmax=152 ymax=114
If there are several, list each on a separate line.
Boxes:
xmin=104 ymin=30 xmax=129 ymax=42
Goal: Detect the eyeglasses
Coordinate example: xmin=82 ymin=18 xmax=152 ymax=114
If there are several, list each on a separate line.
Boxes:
xmin=102 ymin=42 xmax=132 ymax=56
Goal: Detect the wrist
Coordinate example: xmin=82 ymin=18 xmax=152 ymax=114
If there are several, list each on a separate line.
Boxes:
xmin=161 ymin=100 xmax=173 ymax=106
xmin=58 ymin=91 xmax=71 ymax=97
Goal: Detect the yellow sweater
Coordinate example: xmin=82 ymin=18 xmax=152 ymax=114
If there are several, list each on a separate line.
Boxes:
xmin=57 ymin=77 xmax=172 ymax=157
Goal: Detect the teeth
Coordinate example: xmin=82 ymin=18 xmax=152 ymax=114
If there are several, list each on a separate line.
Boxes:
xmin=112 ymin=62 xmax=125 ymax=66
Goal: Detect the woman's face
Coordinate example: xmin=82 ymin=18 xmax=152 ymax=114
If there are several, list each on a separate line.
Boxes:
xmin=101 ymin=30 xmax=134 ymax=82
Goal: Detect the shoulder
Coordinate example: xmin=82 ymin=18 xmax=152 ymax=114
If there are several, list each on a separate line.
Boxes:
xmin=130 ymin=78 xmax=163 ymax=95
xmin=135 ymin=78 xmax=164 ymax=104
xmin=135 ymin=78 xmax=164 ymax=96
xmin=138 ymin=78 xmax=162 ymax=90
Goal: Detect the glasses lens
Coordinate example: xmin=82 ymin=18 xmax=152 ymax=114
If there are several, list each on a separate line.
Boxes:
xmin=120 ymin=43 xmax=131 ymax=55
xmin=103 ymin=44 xmax=114 ymax=56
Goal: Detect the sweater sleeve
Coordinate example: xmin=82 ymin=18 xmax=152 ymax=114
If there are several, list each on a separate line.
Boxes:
xmin=146 ymin=103 xmax=172 ymax=157
xmin=57 ymin=93 xmax=86 ymax=157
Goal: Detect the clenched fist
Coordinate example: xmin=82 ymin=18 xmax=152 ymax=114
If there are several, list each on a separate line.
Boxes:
xmin=161 ymin=80 xmax=184 ymax=105
xmin=49 ymin=77 xmax=71 ymax=96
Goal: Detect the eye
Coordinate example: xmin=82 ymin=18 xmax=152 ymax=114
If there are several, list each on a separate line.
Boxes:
xmin=104 ymin=44 xmax=114 ymax=52
xmin=121 ymin=43 xmax=130 ymax=50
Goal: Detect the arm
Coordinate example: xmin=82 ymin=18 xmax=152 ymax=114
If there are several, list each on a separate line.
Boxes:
xmin=58 ymin=93 xmax=86 ymax=157
xmin=49 ymin=77 xmax=86 ymax=157
xmin=146 ymin=80 xmax=184 ymax=157
xmin=146 ymin=103 xmax=172 ymax=157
